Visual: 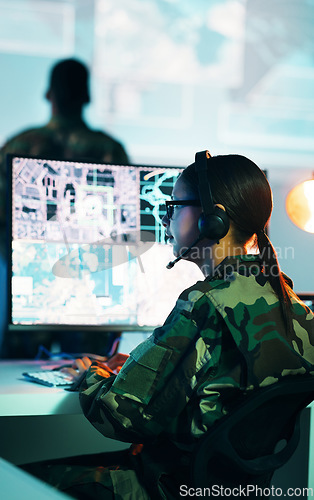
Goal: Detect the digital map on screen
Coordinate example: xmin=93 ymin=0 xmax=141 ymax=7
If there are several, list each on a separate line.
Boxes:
xmin=11 ymin=156 xmax=202 ymax=328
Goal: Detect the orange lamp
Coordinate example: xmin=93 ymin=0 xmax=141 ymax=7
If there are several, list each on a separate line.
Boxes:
xmin=286 ymin=179 xmax=314 ymax=234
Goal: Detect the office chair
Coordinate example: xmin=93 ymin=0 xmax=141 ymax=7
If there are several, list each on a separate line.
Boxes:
xmin=191 ymin=376 xmax=314 ymax=496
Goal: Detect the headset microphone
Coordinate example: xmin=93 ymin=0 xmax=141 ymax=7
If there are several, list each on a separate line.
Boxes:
xmin=166 ymin=236 xmax=202 ymax=269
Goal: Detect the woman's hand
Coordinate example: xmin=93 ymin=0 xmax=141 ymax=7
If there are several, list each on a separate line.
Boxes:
xmin=104 ymin=353 xmax=129 ymax=373
xmin=60 ymin=352 xmax=129 ymax=380
xmin=61 ymin=356 xmax=92 ymax=381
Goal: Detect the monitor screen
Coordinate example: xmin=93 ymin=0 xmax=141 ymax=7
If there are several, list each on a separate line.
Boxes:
xmin=8 ymin=155 xmax=202 ymax=332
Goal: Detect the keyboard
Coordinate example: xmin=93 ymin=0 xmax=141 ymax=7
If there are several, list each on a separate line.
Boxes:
xmin=22 ymin=369 xmax=75 ymax=388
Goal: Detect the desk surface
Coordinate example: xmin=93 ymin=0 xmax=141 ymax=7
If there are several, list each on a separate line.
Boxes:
xmin=0 ymin=360 xmax=81 ymax=417
xmin=0 ymin=361 xmax=129 ymax=464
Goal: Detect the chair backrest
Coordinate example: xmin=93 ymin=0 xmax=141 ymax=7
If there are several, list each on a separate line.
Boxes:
xmin=191 ymin=376 xmax=314 ymax=490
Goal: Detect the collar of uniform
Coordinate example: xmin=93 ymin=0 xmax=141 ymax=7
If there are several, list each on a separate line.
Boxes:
xmin=211 ymin=254 xmax=262 ymax=280
xmin=47 ymin=116 xmax=87 ymax=130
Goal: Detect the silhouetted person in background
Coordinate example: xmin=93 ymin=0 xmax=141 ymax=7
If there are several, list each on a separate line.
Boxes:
xmin=0 ymin=58 xmax=129 ymax=251
xmin=0 ymin=58 xmax=129 ymax=358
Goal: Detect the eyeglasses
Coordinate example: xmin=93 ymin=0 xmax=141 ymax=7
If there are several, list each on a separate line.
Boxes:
xmin=165 ymin=200 xmax=201 ymax=220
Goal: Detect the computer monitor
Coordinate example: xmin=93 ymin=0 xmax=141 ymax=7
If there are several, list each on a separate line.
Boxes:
xmin=297 ymin=293 xmax=314 ymax=313
xmin=7 ymin=155 xmax=202 ymax=334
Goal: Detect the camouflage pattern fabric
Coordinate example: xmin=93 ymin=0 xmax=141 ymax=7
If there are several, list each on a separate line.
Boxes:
xmin=24 ymin=255 xmax=314 ymax=499
xmin=0 ymin=116 xmax=129 ymax=254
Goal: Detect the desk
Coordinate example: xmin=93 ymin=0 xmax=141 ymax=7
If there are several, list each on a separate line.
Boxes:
xmin=0 ymin=360 xmax=81 ymax=417
xmin=0 ymin=360 xmax=129 ymax=465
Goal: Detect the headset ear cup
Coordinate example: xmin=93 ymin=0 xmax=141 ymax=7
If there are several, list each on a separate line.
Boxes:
xmin=198 ymin=207 xmax=230 ymax=240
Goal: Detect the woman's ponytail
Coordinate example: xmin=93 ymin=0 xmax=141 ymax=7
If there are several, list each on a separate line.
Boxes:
xmin=257 ymin=230 xmax=293 ymax=336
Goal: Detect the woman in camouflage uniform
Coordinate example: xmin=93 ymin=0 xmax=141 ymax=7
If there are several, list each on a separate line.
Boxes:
xmin=25 ymin=153 xmax=314 ymax=499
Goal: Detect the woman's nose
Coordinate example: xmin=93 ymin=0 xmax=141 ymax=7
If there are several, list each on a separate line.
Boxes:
xmin=161 ymin=214 xmax=169 ymax=227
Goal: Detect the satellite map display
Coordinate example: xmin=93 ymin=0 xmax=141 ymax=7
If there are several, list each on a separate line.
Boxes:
xmin=10 ymin=156 xmax=201 ymax=328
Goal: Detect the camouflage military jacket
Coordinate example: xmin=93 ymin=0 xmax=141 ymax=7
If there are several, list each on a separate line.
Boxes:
xmin=79 ymin=254 xmax=314 ymax=454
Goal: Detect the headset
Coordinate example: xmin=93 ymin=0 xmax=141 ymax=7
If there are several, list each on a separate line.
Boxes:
xmin=166 ymin=150 xmax=230 ymax=269
xmin=196 ymin=150 xmax=230 ymax=241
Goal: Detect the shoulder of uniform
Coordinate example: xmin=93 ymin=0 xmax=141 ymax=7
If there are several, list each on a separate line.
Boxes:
xmin=89 ymin=128 xmax=120 ymax=144
xmin=2 ymin=126 xmax=46 ymax=147
xmin=176 ymin=277 xmax=229 ymax=314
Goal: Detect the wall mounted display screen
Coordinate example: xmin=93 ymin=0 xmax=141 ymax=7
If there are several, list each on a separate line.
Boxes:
xmin=8 ymin=155 xmax=202 ymax=331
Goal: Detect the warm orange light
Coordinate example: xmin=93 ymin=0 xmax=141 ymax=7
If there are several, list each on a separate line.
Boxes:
xmin=286 ymin=179 xmax=314 ymax=233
